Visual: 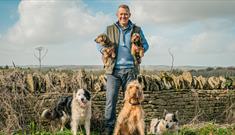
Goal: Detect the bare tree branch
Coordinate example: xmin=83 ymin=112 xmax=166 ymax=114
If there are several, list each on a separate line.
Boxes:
xmin=168 ymin=48 xmax=174 ymax=73
xmin=34 ymin=47 xmax=47 ymax=71
xmin=12 ymin=61 xmax=16 ymax=68
xmin=42 ymin=48 xmax=48 ymax=60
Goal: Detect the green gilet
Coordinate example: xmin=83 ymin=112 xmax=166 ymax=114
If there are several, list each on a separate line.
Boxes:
xmin=105 ymin=23 xmax=141 ymax=74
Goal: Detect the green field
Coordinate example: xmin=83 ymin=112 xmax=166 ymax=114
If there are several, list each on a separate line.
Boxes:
xmin=4 ymin=122 xmax=234 ymax=135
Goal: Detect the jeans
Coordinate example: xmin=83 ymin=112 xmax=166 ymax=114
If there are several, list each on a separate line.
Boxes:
xmin=104 ymin=68 xmax=137 ymax=132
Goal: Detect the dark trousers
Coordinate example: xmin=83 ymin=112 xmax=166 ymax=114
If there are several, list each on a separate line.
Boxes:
xmin=105 ymin=68 xmax=137 ymax=132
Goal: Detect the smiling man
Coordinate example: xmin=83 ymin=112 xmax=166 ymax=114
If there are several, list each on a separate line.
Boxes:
xmin=96 ymin=4 xmax=149 ymax=135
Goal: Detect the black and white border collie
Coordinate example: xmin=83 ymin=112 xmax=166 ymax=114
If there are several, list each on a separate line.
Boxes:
xmin=41 ymin=89 xmax=91 ymax=135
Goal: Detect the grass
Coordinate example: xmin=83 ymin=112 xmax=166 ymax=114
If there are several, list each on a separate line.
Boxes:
xmin=174 ymin=123 xmax=235 ymax=135
xmin=12 ymin=129 xmax=100 ymax=135
xmin=1 ymin=122 xmax=234 ymax=135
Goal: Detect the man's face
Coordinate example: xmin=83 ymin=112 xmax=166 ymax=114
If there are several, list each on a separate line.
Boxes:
xmin=116 ymin=7 xmax=131 ymax=27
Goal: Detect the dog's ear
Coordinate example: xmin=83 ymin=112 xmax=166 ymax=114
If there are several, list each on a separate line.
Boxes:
xmin=163 ymin=109 xmax=168 ymax=118
xmin=124 ymin=89 xmax=130 ymax=101
xmin=174 ymin=110 xmax=179 ymax=122
xmin=84 ymin=89 xmax=91 ymax=101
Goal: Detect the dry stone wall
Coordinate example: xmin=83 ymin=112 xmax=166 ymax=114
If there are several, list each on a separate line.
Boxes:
xmin=0 ymin=69 xmax=234 ymax=132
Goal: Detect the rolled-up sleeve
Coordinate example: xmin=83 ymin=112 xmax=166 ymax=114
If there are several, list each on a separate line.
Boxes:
xmin=140 ymin=29 xmax=149 ymax=53
xmin=96 ymin=43 xmax=104 ymax=54
xmin=95 ymin=32 xmax=106 ymax=54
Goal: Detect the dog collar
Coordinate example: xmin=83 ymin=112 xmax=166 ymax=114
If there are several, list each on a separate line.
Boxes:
xmin=129 ymin=100 xmax=141 ymax=105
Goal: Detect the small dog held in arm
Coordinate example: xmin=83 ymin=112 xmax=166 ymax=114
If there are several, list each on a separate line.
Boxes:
xmin=94 ymin=33 xmax=115 ymax=68
xmin=113 ymin=80 xmax=145 ymax=135
xmin=41 ymin=89 xmax=91 ymax=135
xmin=149 ymin=110 xmax=179 ymax=135
xmin=131 ymin=33 xmax=144 ymax=65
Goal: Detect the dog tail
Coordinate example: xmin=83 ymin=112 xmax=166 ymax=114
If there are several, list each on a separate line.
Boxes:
xmin=41 ymin=109 xmax=52 ymax=119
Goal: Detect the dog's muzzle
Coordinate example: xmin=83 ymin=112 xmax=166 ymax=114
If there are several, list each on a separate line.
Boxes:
xmin=79 ymin=98 xmax=88 ymax=108
xmin=129 ymin=98 xmax=141 ymax=105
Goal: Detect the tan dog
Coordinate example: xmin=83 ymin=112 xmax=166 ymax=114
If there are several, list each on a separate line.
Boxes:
xmin=131 ymin=33 xmax=144 ymax=65
xmin=113 ymin=80 xmax=145 ymax=135
xmin=95 ymin=34 xmax=115 ymax=68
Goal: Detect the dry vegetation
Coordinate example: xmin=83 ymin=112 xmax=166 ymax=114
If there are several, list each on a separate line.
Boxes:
xmin=0 ymin=67 xmax=234 ymax=134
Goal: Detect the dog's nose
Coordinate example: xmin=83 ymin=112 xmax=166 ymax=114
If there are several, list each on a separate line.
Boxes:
xmin=166 ymin=124 xmax=169 ymax=128
xmin=81 ymin=98 xmax=84 ymax=101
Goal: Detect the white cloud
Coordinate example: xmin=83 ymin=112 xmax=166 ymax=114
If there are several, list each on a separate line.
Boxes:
xmin=186 ymin=18 xmax=235 ymax=54
xmin=0 ymin=0 xmax=111 ymax=65
xmin=141 ymin=20 xmax=235 ymax=66
xmin=130 ymin=0 xmax=235 ymax=25
xmin=1 ymin=0 xmax=110 ymax=47
xmin=1 ymin=0 xmax=235 ymax=66
xmin=189 ymin=31 xmax=235 ymax=54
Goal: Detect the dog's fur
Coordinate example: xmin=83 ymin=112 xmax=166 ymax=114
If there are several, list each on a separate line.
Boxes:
xmin=113 ymin=80 xmax=145 ymax=135
xmin=131 ymin=33 xmax=144 ymax=65
xmin=95 ymin=34 xmax=115 ymax=68
xmin=41 ymin=89 xmax=91 ymax=135
xmin=149 ymin=110 xmax=179 ymax=135
xmin=149 ymin=118 xmax=167 ymax=135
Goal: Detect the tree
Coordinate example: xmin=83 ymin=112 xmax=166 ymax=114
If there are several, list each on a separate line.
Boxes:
xmin=34 ymin=46 xmax=47 ymax=71
xmin=168 ymin=48 xmax=174 ymax=73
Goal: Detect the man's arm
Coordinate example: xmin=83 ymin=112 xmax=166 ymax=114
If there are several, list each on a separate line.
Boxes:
xmin=96 ymin=43 xmax=104 ymax=54
xmin=140 ymin=29 xmax=149 ymax=53
xmin=96 ymin=31 xmax=106 ymax=54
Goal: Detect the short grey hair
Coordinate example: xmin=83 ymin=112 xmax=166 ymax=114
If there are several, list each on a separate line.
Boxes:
xmin=118 ymin=4 xmax=130 ymax=12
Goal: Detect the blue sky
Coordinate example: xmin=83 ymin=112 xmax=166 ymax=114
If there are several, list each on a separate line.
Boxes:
xmin=0 ymin=0 xmax=235 ymax=67
xmin=0 ymin=0 xmax=19 ymax=34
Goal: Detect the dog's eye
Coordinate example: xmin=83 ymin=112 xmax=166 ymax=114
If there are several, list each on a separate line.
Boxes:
xmin=170 ymin=120 xmax=172 ymax=122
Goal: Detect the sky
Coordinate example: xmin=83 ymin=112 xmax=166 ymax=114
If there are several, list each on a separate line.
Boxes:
xmin=0 ymin=0 xmax=235 ymax=67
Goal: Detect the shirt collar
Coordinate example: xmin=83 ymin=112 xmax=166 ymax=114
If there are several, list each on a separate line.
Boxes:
xmin=115 ymin=20 xmax=133 ymax=31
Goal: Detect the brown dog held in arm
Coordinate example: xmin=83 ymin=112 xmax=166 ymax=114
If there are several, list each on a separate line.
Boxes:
xmin=131 ymin=33 xmax=144 ymax=65
xmin=95 ymin=34 xmax=115 ymax=68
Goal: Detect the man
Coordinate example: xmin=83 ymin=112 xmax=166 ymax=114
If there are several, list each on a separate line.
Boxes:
xmin=96 ymin=4 xmax=149 ymax=135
